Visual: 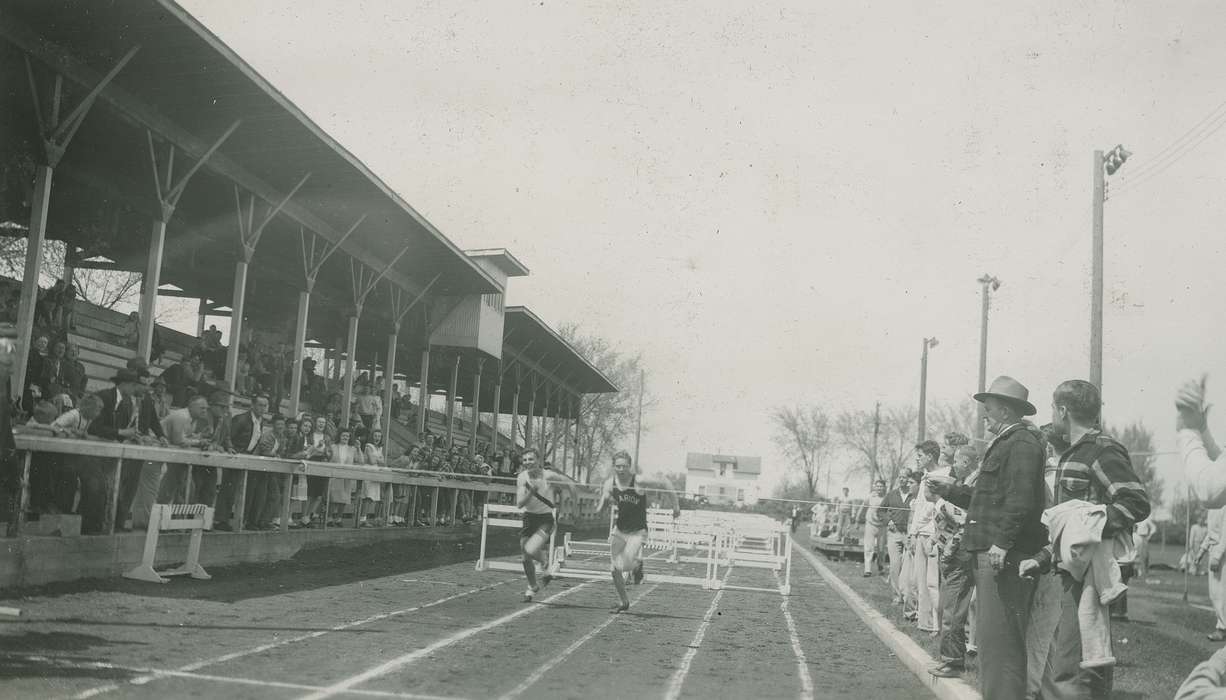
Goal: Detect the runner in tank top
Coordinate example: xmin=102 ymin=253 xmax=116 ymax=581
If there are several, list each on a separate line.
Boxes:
xmin=515 ymin=448 xmax=576 ymax=603
xmin=597 ymin=450 xmax=680 ymax=613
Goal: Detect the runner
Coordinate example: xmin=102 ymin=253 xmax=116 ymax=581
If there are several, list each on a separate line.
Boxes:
xmin=515 ymin=448 xmax=574 ymax=603
xmin=597 ymin=450 xmax=680 ymax=613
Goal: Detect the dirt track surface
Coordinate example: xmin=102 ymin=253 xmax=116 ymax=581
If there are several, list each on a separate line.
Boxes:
xmin=0 ymin=534 xmax=930 ymax=699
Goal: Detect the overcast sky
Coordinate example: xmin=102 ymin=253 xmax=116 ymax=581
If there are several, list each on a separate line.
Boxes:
xmin=180 ymin=1 xmax=1226 ymax=507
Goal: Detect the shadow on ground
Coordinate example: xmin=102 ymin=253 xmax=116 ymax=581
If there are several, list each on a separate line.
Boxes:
xmin=0 ymin=525 xmax=606 ymax=605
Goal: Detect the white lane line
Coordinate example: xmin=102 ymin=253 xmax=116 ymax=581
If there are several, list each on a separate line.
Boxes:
xmin=298 ymin=581 xmax=595 ymax=700
xmin=70 ymin=579 xmax=510 ymax=699
xmin=662 ymin=570 xmax=732 ymax=700
xmin=497 ymin=583 xmax=662 ymax=700
xmin=776 ymin=573 xmax=814 ymax=699
xmin=19 ymin=655 xmax=463 ymax=699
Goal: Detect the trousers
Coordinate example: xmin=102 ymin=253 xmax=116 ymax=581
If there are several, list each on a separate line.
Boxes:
xmin=972 ymin=551 xmax=1036 ymax=699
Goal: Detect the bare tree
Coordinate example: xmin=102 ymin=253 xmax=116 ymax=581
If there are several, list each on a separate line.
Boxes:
xmin=835 ymin=404 xmax=918 ymax=487
xmin=926 ymin=400 xmax=979 ymax=445
xmin=1107 ymin=421 xmax=1163 ymax=508
xmin=771 ymin=405 xmax=830 ymax=500
xmin=0 ymin=238 xmax=142 ymax=310
xmin=557 ymin=323 xmax=651 ymax=484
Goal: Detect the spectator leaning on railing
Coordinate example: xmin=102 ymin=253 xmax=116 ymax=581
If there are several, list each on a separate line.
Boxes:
xmin=156 ymin=395 xmax=213 ymax=508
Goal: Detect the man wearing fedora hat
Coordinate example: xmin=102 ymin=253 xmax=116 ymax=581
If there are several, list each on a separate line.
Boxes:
xmin=81 ymin=368 xmax=147 ymax=533
xmin=927 ymin=375 xmax=1047 ymax=697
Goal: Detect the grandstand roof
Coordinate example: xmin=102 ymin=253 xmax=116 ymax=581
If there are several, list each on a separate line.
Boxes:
xmin=502 ymin=306 xmax=618 ymax=397
xmin=1 ymin=0 xmax=500 ymax=349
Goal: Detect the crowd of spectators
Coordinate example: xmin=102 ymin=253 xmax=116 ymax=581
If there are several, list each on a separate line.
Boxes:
xmin=840 ymin=376 xmax=1154 ymax=700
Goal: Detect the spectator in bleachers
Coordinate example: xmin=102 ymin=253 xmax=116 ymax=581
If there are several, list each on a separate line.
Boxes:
xmin=19 ymin=400 xmax=62 ymax=515
xmin=213 ymin=395 xmax=269 ymax=531
xmin=359 ymin=428 xmax=386 ymax=527
xmin=125 ymin=357 xmax=169 ymax=530
xmin=285 ymin=415 xmax=314 ymax=526
xmin=157 ymin=395 xmax=212 ymax=508
xmin=246 ymin=413 xmax=288 ymax=530
xmin=235 ymin=351 xmax=251 ymax=396
xmin=201 ymin=324 xmax=224 ymax=378
xmin=40 ymin=339 xmax=68 ymax=396
xmin=82 ymin=368 xmax=146 ymax=533
xmin=22 ymin=334 xmax=50 ymax=414
xmin=160 ymin=353 xmax=204 ymax=408
xmin=45 ymin=393 xmax=104 ymax=516
xmin=355 ymin=382 xmax=382 ymax=431
xmin=268 ymin=343 xmax=286 ymax=414
xmin=63 ymin=343 xmax=87 ymax=402
xmin=45 ymin=381 xmax=73 ymax=415
xmin=328 ymin=427 xmax=358 ymax=527
xmin=291 ymin=415 xmax=333 ymax=528
xmin=123 ymin=312 xmax=139 ymax=350
xmin=390 ymin=384 xmax=402 ymax=422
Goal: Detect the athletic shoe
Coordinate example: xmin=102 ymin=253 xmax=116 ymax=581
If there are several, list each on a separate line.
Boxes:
xmin=523 ymin=586 xmax=539 ymax=603
xmin=1209 ymin=630 xmax=1226 ymax=642
xmin=610 ymin=602 xmax=629 ymax=614
xmin=862 ymin=571 xmax=873 ymax=577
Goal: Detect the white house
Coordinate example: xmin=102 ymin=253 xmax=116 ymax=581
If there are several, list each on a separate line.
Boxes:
xmin=685 ymin=453 xmax=762 ymax=506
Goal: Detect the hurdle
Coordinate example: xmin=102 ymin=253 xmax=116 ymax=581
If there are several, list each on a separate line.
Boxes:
xmin=715 ymin=517 xmax=793 ymax=596
xmin=123 ymin=504 xmax=214 ymax=584
xmin=475 ymin=503 xmax=559 ymax=574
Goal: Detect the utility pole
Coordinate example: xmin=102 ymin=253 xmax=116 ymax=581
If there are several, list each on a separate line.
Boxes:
xmin=1091 ymin=149 xmax=1105 ymax=393
xmin=918 ymin=337 xmax=939 ymax=442
xmin=1091 ymin=144 xmax=1130 ymax=405
xmin=633 ymin=368 xmax=645 ymax=468
xmin=976 ymin=274 xmax=1001 ymax=441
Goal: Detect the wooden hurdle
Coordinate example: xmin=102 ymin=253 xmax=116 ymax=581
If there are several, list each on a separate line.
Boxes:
xmin=474 ymin=503 xmax=559 ymax=575
xmin=122 ymin=504 xmax=214 ymax=584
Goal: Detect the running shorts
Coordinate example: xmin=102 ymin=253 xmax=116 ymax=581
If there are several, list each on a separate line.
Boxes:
xmin=521 ymin=512 xmax=555 ymax=539
xmin=610 ymin=528 xmax=647 ymax=572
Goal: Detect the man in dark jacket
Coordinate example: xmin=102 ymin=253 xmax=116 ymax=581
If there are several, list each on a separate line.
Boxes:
xmin=928 ymin=375 xmax=1047 ymax=700
xmin=214 ymin=394 xmax=269 ymax=531
xmin=83 ymin=368 xmax=146 ymax=533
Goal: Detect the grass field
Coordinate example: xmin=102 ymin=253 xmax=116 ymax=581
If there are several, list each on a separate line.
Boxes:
xmin=803 ymin=534 xmax=1220 ymax=699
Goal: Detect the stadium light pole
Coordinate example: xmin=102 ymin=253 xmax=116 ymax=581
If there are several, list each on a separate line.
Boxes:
xmin=917 ymin=337 xmax=939 ymax=442
xmin=975 ymin=274 xmax=1001 ymax=442
xmin=1091 ymin=144 xmax=1131 ymax=400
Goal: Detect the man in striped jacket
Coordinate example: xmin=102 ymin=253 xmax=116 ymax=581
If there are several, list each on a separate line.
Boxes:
xmin=1020 ymin=380 xmax=1150 ymax=700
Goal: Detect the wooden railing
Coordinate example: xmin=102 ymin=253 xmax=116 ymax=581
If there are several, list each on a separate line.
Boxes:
xmin=10 ymin=434 xmax=607 ymax=538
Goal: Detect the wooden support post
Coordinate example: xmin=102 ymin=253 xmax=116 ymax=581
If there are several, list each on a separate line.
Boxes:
xmin=383 ymin=327 xmax=398 ymax=435
xmin=541 ymin=388 xmax=552 ymax=457
xmin=525 ymin=383 xmax=537 ymax=448
xmin=288 ymin=289 xmax=310 ymax=417
xmin=445 ymin=354 xmax=460 ymax=447
xmin=196 ymin=297 xmax=208 ymax=337
xmin=137 ymin=218 xmax=166 ymax=360
xmin=341 ymin=315 xmax=360 ymax=428
xmin=562 ymin=397 xmax=572 ymax=477
xmin=469 ymin=358 xmax=484 ymax=454
xmin=418 ymin=346 xmax=431 ymax=436
xmin=11 ymin=165 xmax=51 ymax=403
xmin=491 ymin=376 xmax=503 ymax=456
xmin=574 ymin=395 xmax=584 ymax=482
xmin=511 ymin=378 xmax=521 ymax=449
xmin=280 ymin=473 xmax=292 ymax=533
xmin=224 ymin=260 xmax=248 ymax=390
xmin=106 ymin=457 xmax=122 ymax=535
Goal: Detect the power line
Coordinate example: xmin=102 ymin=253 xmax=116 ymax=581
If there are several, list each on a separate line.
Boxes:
xmin=1124 ymin=98 xmax=1226 ymax=180
xmin=1112 ymin=107 xmax=1226 ymax=197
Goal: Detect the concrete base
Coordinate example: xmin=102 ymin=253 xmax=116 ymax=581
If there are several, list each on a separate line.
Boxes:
xmin=0 ymin=526 xmax=479 ymax=588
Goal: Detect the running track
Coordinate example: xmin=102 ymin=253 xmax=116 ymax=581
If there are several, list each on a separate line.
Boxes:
xmin=0 ymin=545 xmax=928 ymax=699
